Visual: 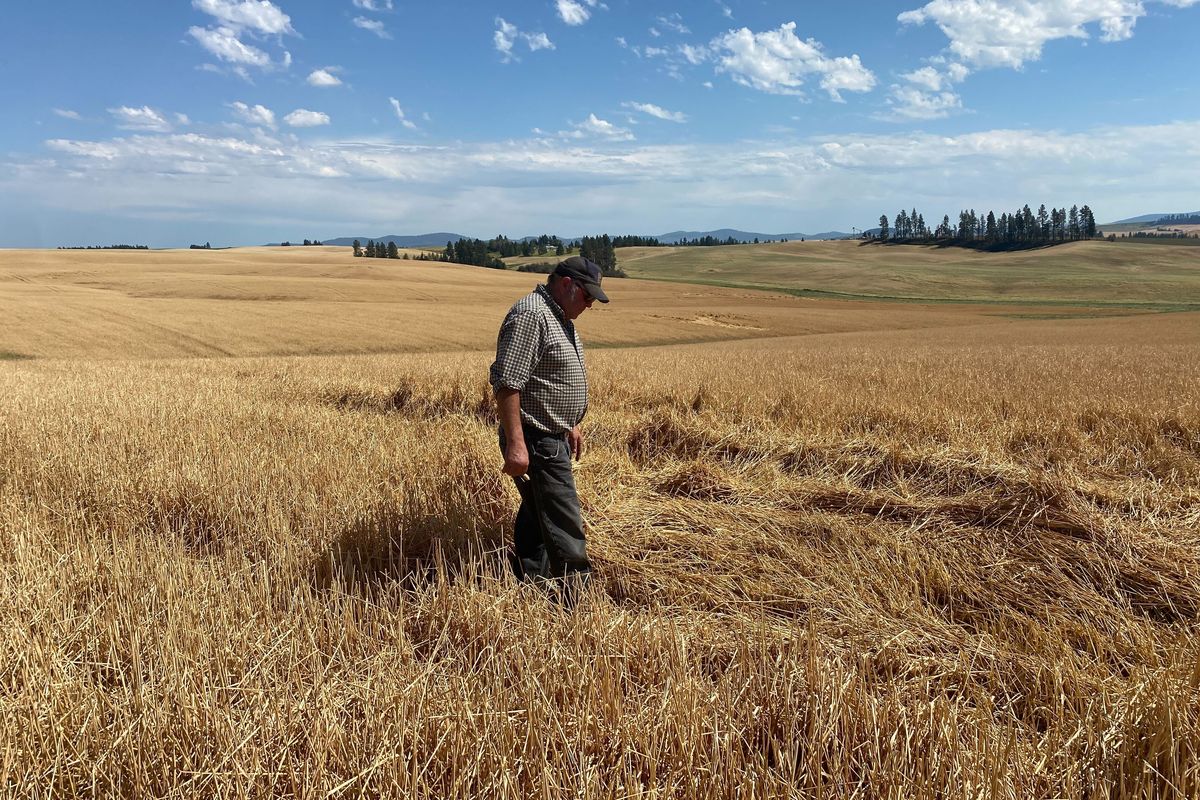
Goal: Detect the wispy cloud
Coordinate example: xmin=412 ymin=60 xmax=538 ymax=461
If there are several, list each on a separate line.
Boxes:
xmin=283 ymin=109 xmax=331 ymax=127
xmin=494 ymin=17 xmax=555 ymax=61
xmin=351 ymin=0 xmax=392 ymax=10
xmin=189 ymin=25 xmax=272 ymax=66
xmin=656 ymin=13 xmax=690 ymax=34
xmin=229 ymin=101 xmax=277 ymax=128
xmin=307 ymin=68 xmax=343 ymax=87
xmin=108 ymin=106 xmax=174 ymax=132
xmin=53 ymin=109 xmax=82 ymax=120
xmin=25 ymin=120 xmax=1200 ymax=238
xmin=711 ymin=22 xmax=876 ymax=101
xmin=353 ymin=16 xmax=391 ymax=38
xmin=562 ymin=114 xmax=635 ymax=141
xmin=623 ymin=101 xmax=688 ymax=123
xmin=388 ymin=98 xmax=418 ymax=130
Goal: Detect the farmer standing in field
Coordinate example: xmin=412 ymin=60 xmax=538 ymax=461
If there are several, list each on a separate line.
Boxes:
xmin=489 ymin=256 xmax=609 ymax=599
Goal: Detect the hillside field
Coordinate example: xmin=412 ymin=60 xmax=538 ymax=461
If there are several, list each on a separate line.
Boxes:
xmin=596 ymin=239 xmax=1200 ymax=308
xmin=1 ymin=246 xmax=1198 ymax=797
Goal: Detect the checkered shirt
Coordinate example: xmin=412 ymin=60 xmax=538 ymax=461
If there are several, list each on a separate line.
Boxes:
xmin=489 ymin=284 xmax=589 ymax=434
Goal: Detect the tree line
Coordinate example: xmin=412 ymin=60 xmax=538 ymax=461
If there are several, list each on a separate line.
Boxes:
xmin=876 ymin=204 xmax=1098 ymax=247
xmin=58 ymin=244 xmax=149 ymax=250
xmin=352 ymin=234 xmax=628 ymax=276
xmin=1153 ymin=213 xmax=1200 ymax=226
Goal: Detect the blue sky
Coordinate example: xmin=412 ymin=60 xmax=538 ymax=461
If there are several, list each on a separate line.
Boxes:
xmin=2 ymin=0 xmax=1198 ymax=246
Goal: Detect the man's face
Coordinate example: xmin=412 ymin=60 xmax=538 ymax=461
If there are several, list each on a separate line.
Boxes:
xmin=562 ymin=278 xmax=596 ymax=320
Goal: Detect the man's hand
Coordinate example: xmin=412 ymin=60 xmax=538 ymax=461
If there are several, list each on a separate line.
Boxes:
xmin=503 ymin=439 xmax=530 ymax=477
xmin=567 ymin=425 xmax=584 ymax=462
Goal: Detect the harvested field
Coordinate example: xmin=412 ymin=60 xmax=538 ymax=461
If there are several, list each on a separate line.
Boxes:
xmin=1 ymin=247 xmax=1198 ymax=797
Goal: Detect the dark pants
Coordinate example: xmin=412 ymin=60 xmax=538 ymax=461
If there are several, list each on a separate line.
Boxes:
xmin=500 ymin=427 xmax=592 ymax=593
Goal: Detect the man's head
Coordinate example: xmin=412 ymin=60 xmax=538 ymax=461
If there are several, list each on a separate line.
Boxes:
xmin=549 ymin=256 xmax=609 ymax=319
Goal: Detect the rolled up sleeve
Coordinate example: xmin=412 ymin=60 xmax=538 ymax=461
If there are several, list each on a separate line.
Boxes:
xmin=489 ymin=311 xmax=544 ymax=392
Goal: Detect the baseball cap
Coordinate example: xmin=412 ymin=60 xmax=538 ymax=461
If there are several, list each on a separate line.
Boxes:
xmin=553 ymin=256 xmax=610 ymax=303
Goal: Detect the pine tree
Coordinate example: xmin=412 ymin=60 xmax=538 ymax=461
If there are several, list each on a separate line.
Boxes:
xmin=352 ymin=239 xmax=362 ymax=257
xmin=387 ymin=241 xmax=399 ymax=259
xmin=878 ymin=215 xmax=889 ymax=242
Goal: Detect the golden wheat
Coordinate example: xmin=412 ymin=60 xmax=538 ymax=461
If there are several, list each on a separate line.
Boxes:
xmin=1 ymin=298 xmax=1198 ymax=798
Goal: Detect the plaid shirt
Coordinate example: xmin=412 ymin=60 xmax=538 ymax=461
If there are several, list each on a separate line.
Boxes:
xmin=489 ymin=284 xmax=589 ymax=434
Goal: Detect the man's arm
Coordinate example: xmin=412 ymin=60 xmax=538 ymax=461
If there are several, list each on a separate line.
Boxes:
xmin=496 ymin=387 xmax=529 ymax=476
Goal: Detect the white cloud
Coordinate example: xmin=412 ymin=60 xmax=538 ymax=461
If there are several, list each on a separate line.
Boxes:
xmin=494 ymin=17 xmax=555 ymax=61
xmin=53 ymin=109 xmax=82 ymax=120
xmin=22 ymin=119 xmax=1200 ymax=240
xmin=175 ymin=113 xmax=191 ymax=126
xmin=567 ymin=114 xmax=635 ymax=141
xmin=895 ymin=0 xmax=1185 ymax=70
xmin=526 ymin=32 xmax=555 ymax=51
xmin=623 ymin=102 xmax=688 ymax=123
xmin=284 ymin=109 xmax=331 ymax=127
xmin=657 ymin=13 xmax=690 ymax=34
xmin=717 ymin=2 xmax=733 ymax=19
xmin=192 ymin=0 xmax=294 ymax=35
xmin=388 ymin=98 xmax=418 ymax=130
xmin=556 ymin=0 xmax=603 ymax=26
xmin=353 ymin=16 xmax=390 ymax=38
xmin=885 ymin=86 xmax=964 ymax=120
xmin=230 ymin=101 xmax=277 ymax=128
xmin=307 ymin=68 xmax=343 ymax=87
xmin=352 ymin=0 xmax=392 ymax=10
xmin=711 ymin=22 xmax=876 ymax=101
xmin=109 ymin=106 xmax=173 ymax=132
xmin=557 ymin=0 xmax=591 ymax=25
xmin=679 ymin=44 xmax=709 ymax=65
xmin=902 ymin=66 xmax=946 ymax=91
xmin=189 ymin=25 xmax=271 ymax=66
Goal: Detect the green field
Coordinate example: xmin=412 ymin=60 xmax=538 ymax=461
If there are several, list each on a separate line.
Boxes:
xmin=585 ymin=239 xmax=1200 ymax=308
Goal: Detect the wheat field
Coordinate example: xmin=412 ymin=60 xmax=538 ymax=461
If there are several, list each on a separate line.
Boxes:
xmin=1 ymin=248 xmax=1198 ymax=798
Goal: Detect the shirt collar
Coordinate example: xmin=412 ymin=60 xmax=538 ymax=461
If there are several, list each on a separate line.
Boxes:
xmin=536 ymin=283 xmax=568 ymax=322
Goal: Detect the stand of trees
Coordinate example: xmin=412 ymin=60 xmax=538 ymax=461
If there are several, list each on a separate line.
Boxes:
xmin=875 ymin=204 xmax=1098 ymax=247
xmin=1153 ymin=213 xmax=1200 ymax=226
xmin=58 ymin=244 xmax=149 ymax=250
xmin=351 ymin=234 xmax=627 ymax=276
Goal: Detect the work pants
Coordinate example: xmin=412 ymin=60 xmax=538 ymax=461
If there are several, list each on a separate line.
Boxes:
xmin=499 ymin=427 xmax=592 ymax=594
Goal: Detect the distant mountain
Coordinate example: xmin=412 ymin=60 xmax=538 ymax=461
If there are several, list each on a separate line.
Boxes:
xmin=654 ymin=228 xmax=852 ymax=243
xmin=1106 ymin=212 xmax=1200 ymax=225
xmin=317 ymin=228 xmax=856 ymax=249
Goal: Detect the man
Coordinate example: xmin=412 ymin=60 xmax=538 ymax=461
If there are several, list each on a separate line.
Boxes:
xmin=489 ymin=255 xmax=609 ymax=596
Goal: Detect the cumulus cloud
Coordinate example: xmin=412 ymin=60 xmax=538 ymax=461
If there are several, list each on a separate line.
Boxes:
xmin=230 ymin=101 xmax=277 ymax=128
xmin=351 ymin=0 xmax=392 ymax=10
xmin=353 ymin=16 xmax=390 ymax=38
xmin=187 ymin=0 xmax=295 ymax=75
xmin=494 ymin=17 xmax=555 ymax=61
xmin=109 ymin=106 xmax=173 ymax=132
xmin=388 ymin=98 xmax=418 ymax=130
xmin=307 ymin=68 xmax=343 ymax=87
xmin=711 ymin=22 xmax=876 ymax=101
xmin=53 ymin=109 xmax=82 ymax=120
xmin=623 ymin=102 xmax=688 ymax=123
xmin=556 ymin=0 xmax=604 ymax=26
xmin=284 ymin=109 xmax=330 ymax=127
xmin=896 ymin=0 xmax=1194 ymax=70
xmin=192 ymin=0 xmax=294 ymax=35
